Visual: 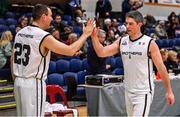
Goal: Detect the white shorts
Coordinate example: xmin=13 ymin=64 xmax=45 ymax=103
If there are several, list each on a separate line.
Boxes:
xmin=14 ymin=77 xmax=46 ymax=116
xmin=125 ymin=91 xmax=154 ymax=116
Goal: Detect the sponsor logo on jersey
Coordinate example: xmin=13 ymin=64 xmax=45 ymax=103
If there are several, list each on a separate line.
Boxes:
xmin=122 ymin=51 xmax=142 ymax=56
xmin=18 ymin=33 xmax=34 ymax=38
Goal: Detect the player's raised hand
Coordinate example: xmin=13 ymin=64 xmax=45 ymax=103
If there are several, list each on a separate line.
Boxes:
xmin=91 ymin=27 xmax=99 ymax=41
xmin=83 ymin=19 xmax=95 ymax=37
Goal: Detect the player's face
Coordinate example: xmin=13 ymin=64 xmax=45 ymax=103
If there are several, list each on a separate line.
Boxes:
xmin=125 ymin=17 xmax=142 ymax=37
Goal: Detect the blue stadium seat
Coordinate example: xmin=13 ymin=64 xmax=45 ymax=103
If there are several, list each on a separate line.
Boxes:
xmin=5 ymin=12 xmax=16 ymax=18
xmin=48 ymin=61 xmax=56 ymax=74
xmin=47 ymin=73 xmax=65 ymax=86
xmin=161 ymin=39 xmax=170 ymax=48
xmin=114 ymin=57 xmax=123 ymax=69
xmin=169 ymin=39 xmax=175 ymax=47
xmin=25 ymin=12 xmax=32 ymax=18
xmin=68 ymin=20 xmax=76 ymax=26
xmin=62 ymin=15 xmax=72 ymax=22
xmin=0 ymin=25 xmax=8 ymax=33
xmin=77 ymin=71 xmax=87 ymax=96
xmin=0 ymin=18 xmax=6 ymax=25
xmin=155 ymin=39 xmax=173 ymax=49
xmin=112 ymin=68 xmax=124 ymax=75
xmin=174 ymin=39 xmax=180 ymax=46
xmin=77 ymin=71 xmax=87 ymax=84
xmin=155 ymin=39 xmax=162 ymax=48
xmin=106 ymin=56 xmax=116 ymax=69
xmin=70 ymin=59 xmax=83 ymax=72
xmin=56 ymin=59 xmax=70 ymax=74
xmin=8 ymin=25 xmax=16 ymax=36
xmin=6 ymin=18 xmax=17 ymax=26
xmin=73 ymin=26 xmax=83 ymax=35
xmin=82 ymin=58 xmax=90 ymax=71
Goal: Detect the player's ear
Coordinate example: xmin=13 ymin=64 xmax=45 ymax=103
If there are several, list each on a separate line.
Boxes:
xmin=138 ymin=22 xmax=143 ymax=27
xmin=41 ymin=14 xmax=47 ymax=21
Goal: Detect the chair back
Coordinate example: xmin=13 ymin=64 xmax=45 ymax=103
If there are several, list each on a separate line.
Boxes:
xmin=46 ymin=85 xmax=75 ymax=116
xmin=56 ymin=59 xmax=70 ymax=73
xmin=70 ymin=59 xmax=83 ymax=72
xmin=46 ymin=85 xmax=68 ymax=107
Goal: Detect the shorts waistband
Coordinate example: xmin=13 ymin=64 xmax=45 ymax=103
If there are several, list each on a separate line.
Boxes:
xmin=16 ymin=76 xmax=42 ymax=80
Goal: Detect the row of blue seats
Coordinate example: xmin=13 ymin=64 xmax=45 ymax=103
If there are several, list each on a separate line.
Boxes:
xmin=3 ymin=11 xmax=73 ymax=22
xmin=155 ymin=38 xmax=180 ymax=48
xmin=46 ymin=70 xmax=86 ymax=96
xmin=48 ymin=57 xmax=124 ymax=76
xmin=47 ymin=59 xmax=88 ymax=96
xmin=0 ymin=18 xmax=17 ymax=26
xmin=46 ymin=57 xmax=124 ymax=95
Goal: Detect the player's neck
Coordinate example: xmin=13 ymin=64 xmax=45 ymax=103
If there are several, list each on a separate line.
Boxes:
xmin=32 ymin=21 xmax=44 ymax=30
xmin=130 ymin=32 xmax=143 ymax=41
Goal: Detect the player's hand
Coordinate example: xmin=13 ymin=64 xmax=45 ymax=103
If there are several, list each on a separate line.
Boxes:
xmin=166 ymin=91 xmax=175 ymax=105
xmin=91 ymin=27 xmax=99 ymax=41
xmin=83 ymin=19 xmax=95 ymax=37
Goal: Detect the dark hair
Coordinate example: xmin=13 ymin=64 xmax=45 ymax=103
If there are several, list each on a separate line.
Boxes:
xmin=126 ymin=10 xmax=144 ymax=23
xmin=32 ymin=4 xmax=49 ymax=21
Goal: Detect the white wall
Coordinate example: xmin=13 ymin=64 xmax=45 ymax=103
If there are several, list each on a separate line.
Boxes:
xmin=138 ymin=4 xmax=180 ymax=20
xmin=81 ymin=0 xmax=180 ymax=20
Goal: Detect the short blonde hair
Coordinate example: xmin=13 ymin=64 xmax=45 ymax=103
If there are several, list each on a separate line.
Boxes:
xmin=0 ymin=31 xmax=12 ymax=46
xmin=168 ymin=50 xmax=177 ymax=61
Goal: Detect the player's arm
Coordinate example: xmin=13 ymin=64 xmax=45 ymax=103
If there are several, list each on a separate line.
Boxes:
xmin=91 ymin=28 xmax=120 ymax=57
xmin=150 ymin=40 xmax=175 ymax=105
xmin=42 ymin=20 xmax=94 ymax=56
xmin=10 ymin=49 xmax=15 ymax=80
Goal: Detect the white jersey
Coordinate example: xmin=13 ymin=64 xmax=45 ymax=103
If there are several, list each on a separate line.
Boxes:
xmin=13 ymin=25 xmax=51 ymax=80
xmin=120 ymin=35 xmax=155 ymax=94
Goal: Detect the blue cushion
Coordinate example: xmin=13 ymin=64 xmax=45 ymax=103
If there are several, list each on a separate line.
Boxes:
xmin=112 ymin=68 xmax=124 ymax=75
xmin=6 ymin=18 xmax=17 ymax=26
xmin=77 ymin=71 xmax=87 ymax=84
xmin=48 ymin=61 xmax=56 ymax=74
xmin=70 ymin=59 xmax=83 ymax=72
xmin=106 ymin=56 xmax=116 ymax=69
xmin=47 ymin=73 xmax=65 ymax=86
xmin=114 ymin=57 xmax=123 ymax=69
xmin=0 ymin=25 xmax=8 ymax=32
xmin=56 ymin=59 xmax=70 ymax=73
xmin=82 ymin=58 xmax=90 ymax=71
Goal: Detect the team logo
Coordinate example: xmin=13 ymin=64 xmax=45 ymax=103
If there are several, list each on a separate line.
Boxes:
xmin=122 ymin=40 xmax=127 ymax=45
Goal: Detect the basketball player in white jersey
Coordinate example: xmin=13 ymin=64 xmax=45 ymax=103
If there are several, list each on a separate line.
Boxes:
xmin=11 ymin=4 xmax=95 ymax=116
xmin=91 ymin=10 xmax=175 ymax=116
